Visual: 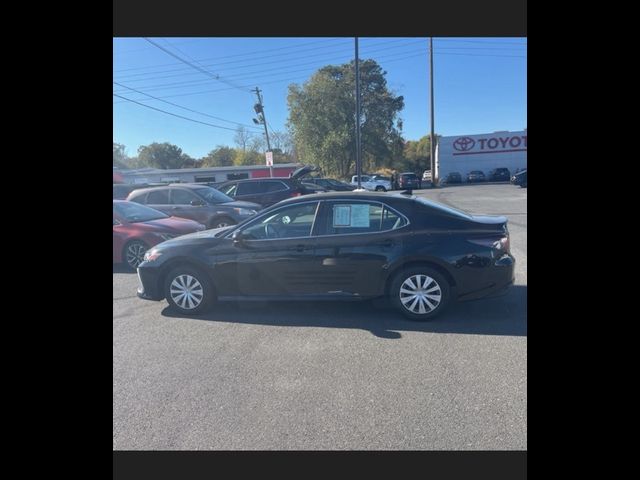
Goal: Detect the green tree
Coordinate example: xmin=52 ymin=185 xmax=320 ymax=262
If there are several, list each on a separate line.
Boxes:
xmin=137 ymin=142 xmax=187 ymax=169
xmin=233 ymin=149 xmax=263 ymax=166
xmin=287 ymin=59 xmax=404 ymax=178
xmin=202 ymin=146 xmax=236 ymax=167
xmin=113 ymin=142 xmax=129 ymax=168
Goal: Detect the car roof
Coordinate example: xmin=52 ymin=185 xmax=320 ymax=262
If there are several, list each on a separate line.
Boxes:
xmin=270 ymin=190 xmax=418 ymax=206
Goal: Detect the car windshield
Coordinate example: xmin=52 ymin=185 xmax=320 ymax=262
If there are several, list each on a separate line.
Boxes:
xmin=327 ymin=179 xmax=345 ymax=186
xmin=194 ymin=186 xmax=234 ymax=204
xmin=415 ymin=197 xmax=473 ymax=220
xmin=114 ymin=202 xmax=169 ymax=223
xmin=403 ymin=174 xmax=417 ymax=179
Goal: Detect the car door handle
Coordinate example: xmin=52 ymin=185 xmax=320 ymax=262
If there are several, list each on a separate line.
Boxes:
xmin=378 ymin=239 xmax=394 ymax=247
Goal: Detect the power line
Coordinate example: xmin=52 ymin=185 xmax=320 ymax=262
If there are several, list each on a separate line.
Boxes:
xmin=113 ymin=40 xmax=436 ymax=94
xmin=114 ymin=45 xmax=525 ymax=96
xmin=113 ymin=93 xmax=248 ymax=131
xmin=115 ymin=38 xmax=422 ymax=81
xmin=113 ymin=81 xmax=262 ymax=130
xmin=114 ymin=50 xmax=525 ymax=104
xmin=114 ymin=38 xmax=347 ymax=73
xmin=143 ymin=37 xmax=251 ymax=93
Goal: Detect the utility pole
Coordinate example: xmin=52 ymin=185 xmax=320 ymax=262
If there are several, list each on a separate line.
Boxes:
xmin=429 ymin=37 xmax=436 ymax=186
xmin=355 ymin=37 xmax=362 ymax=190
xmin=252 ymin=87 xmax=272 ymax=177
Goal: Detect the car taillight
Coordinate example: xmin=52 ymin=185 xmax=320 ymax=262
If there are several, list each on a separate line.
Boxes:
xmin=290 ymin=191 xmax=302 ymax=197
xmin=469 ymin=236 xmax=510 ymax=253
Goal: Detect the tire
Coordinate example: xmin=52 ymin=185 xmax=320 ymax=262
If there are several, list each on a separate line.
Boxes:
xmin=375 ymin=186 xmax=387 ymax=192
xmin=390 ymin=267 xmax=451 ymax=321
xmin=210 ymin=216 xmax=236 ymax=229
xmin=164 ymin=266 xmax=215 ymax=315
xmin=123 ymin=239 xmax=149 ymax=271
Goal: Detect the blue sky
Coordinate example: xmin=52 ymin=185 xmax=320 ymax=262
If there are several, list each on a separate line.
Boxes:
xmin=113 ymin=37 xmax=527 ymax=159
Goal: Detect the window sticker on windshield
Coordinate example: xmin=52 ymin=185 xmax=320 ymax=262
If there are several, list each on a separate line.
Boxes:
xmin=350 ymin=204 xmax=370 ymax=227
xmin=333 ymin=205 xmax=351 ymax=226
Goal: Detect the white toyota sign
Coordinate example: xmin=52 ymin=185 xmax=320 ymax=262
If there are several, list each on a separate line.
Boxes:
xmin=436 ymin=130 xmax=527 ymax=181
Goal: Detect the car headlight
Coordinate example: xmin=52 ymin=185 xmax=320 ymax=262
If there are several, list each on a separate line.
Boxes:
xmin=143 ymin=248 xmax=163 ymax=262
xmin=234 ymin=208 xmax=257 ymax=216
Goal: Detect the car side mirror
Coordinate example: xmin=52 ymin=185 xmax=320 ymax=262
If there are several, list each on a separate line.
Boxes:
xmin=190 ymin=199 xmax=206 ymax=206
xmin=232 ymin=230 xmax=245 ymax=246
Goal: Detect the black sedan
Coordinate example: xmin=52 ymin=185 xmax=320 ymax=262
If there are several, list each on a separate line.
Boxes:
xmin=136 ymin=192 xmax=515 ymax=321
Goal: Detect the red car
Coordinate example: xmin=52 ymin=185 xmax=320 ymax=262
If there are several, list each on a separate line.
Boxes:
xmin=113 ymin=200 xmax=206 ymax=270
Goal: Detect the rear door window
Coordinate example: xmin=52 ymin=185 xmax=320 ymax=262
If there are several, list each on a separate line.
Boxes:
xmin=146 ymin=189 xmax=170 ymax=205
xmin=170 ymin=189 xmax=198 ymax=205
xmin=318 ymin=201 xmax=408 ymax=235
xmin=264 ymin=181 xmax=289 ymax=192
xmin=237 ymin=182 xmax=268 ymax=195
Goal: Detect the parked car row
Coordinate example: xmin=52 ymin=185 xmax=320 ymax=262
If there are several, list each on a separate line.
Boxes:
xmin=440 ymin=168 xmax=515 ymax=184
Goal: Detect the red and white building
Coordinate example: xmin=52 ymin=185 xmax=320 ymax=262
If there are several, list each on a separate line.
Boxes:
xmin=114 ymin=163 xmax=301 ymax=185
xmin=435 ymin=130 xmax=527 ymax=181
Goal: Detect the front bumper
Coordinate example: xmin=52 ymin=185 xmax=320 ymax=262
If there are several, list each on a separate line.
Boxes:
xmin=136 ymin=265 xmax=164 ymax=301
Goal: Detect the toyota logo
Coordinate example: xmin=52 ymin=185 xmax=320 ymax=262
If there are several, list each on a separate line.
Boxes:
xmin=453 ymin=137 xmax=475 ymax=151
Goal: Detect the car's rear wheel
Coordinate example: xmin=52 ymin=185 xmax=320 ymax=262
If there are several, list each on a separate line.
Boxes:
xmin=123 ymin=240 xmax=148 ymax=271
xmin=390 ymin=267 xmax=450 ymax=321
xmin=375 ymin=186 xmax=387 ymax=192
xmin=164 ymin=266 xmax=214 ymax=315
xmin=210 ymin=216 xmax=236 ymax=229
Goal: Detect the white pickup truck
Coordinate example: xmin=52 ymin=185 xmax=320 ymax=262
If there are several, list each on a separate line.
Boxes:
xmin=350 ymin=174 xmax=392 ymax=192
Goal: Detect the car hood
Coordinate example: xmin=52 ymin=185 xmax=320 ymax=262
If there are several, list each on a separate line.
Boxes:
xmin=136 ymin=216 xmax=205 ymax=234
xmin=154 ymin=225 xmax=234 ymax=248
xmin=218 ymin=200 xmax=262 ymax=210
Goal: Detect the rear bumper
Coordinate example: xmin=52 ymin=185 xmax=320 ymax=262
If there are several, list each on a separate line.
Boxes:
xmin=457 ymin=254 xmax=515 ymax=302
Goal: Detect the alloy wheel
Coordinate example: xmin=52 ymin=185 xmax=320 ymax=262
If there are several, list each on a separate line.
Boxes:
xmin=399 ymin=274 xmax=442 ymax=314
xmin=125 ymin=241 xmax=147 ymax=269
xmin=169 ymin=274 xmax=204 ymax=310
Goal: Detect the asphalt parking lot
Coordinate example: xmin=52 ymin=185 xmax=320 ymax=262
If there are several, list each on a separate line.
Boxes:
xmin=113 ymin=183 xmax=527 ymax=450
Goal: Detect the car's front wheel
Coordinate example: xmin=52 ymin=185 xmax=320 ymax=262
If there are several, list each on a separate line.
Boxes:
xmin=164 ymin=266 xmax=215 ymax=315
xmin=123 ymin=240 xmax=148 ymax=271
xmin=210 ymin=217 xmax=236 ymax=229
xmin=375 ymin=186 xmax=387 ymax=192
xmin=390 ymin=267 xmax=450 ymax=321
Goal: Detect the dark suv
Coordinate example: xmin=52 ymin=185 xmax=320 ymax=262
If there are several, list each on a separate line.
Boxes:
xmin=127 ymin=184 xmax=262 ymax=229
xmin=488 ymin=168 xmax=511 ymax=182
xmin=399 ymin=172 xmax=421 ymax=189
xmin=216 ymin=166 xmax=324 ymax=208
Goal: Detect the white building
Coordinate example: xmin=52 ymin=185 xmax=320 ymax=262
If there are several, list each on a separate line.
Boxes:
xmin=435 ymin=130 xmax=527 ymax=181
